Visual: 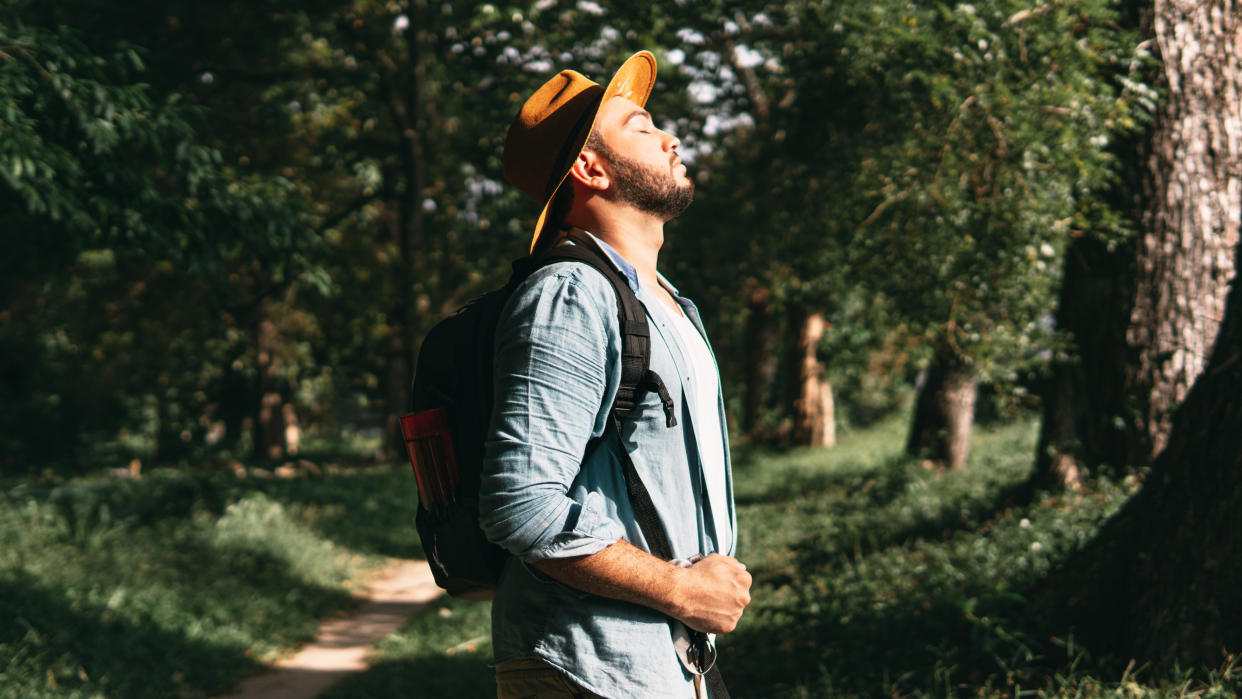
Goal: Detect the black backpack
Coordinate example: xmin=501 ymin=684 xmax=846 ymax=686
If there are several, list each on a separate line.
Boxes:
xmin=402 ymin=229 xmax=677 ymax=600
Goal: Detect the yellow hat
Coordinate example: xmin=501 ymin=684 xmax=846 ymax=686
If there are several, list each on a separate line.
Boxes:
xmin=503 ymin=51 xmax=657 ymax=253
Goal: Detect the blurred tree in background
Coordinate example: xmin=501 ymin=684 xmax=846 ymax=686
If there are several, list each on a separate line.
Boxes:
xmin=0 ymin=1 xmax=317 ymax=471
xmin=660 ymin=0 xmax=1146 ymax=468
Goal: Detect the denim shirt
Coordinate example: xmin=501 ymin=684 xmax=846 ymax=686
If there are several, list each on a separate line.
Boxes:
xmin=479 ymin=234 xmax=735 ymax=698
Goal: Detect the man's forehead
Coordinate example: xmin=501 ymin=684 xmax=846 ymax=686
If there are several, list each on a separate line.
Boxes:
xmin=598 ymin=95 xmax=651 ymax=126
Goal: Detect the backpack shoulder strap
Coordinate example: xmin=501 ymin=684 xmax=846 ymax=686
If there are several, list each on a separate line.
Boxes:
xmin=521 ymin=231 xmax=677 ymax=428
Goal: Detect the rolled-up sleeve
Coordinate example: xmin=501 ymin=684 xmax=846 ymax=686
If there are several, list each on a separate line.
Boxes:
xmin=479 ymin=263 xmax=627 ymax=562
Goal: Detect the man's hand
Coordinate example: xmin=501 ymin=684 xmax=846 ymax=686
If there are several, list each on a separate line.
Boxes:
xmin=671 ymin=553 xmax=752 ymax=634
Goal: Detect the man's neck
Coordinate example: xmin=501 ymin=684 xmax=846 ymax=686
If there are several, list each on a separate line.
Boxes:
xmin=583 ymin=208 xmax=664 ymax=292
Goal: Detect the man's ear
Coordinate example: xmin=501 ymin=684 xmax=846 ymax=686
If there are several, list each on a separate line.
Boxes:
xmin=568 ymin=147 xmax=610 ymax=192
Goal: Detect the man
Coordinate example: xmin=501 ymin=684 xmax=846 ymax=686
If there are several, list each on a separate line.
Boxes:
xmin=480 ymin=50 xmax=751 ymax=698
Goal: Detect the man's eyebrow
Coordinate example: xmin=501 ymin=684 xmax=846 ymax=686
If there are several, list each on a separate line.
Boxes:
xmin=624 ymin=109 xmax=653 ymax=126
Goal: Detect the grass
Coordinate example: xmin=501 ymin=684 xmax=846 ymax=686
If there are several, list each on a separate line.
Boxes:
xmin=722 ymin=416 xmax=1239 ymax=697
xmin=324 ymin=415 xmax=1240 ymax=698
xmin=3 ymin=418 xmax=1238 ymax=697
xmin=0 ymin=461 xmax=422 ymax=698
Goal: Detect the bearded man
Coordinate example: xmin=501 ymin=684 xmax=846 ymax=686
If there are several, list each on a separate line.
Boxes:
xmin=479 ymin=51 xmax=751 ymax=698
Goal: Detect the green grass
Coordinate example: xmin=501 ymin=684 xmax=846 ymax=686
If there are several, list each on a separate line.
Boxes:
xmin=4 ymin=419 xmax=1238 ymax=698
xmin=0 ymin=462 xmax=422 ymax=698
xmin=328 ymin=415 xmax=1239 ymax=698
xmin=723 ymin=416 xmax=1239 ymax=697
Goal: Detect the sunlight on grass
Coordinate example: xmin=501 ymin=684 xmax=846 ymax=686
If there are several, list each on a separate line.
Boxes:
xmin=724 ymin=417 xmax=1238 ymax=697
xmin=2 ymin=424 xmax=1237 ymax=698
xmin=0 ymin=464 xmax=416 ymax=698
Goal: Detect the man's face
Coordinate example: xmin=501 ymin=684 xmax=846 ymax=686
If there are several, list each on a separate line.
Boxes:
xmin=589 ymin=96 xmax=694 ymax=220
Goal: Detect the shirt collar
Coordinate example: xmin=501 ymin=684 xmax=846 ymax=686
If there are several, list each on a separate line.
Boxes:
xmin=570 ymin=228 xmax=684 ymax=299
xmin=573 ymin=228 xmax=640 ymax=293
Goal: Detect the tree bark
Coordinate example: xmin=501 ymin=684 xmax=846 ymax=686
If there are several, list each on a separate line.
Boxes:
xmin=383 ymin=14 xmax=428 ymax=461
xmin=780 ymin=306 xmax=835 ymax=447
xmin=1124 ymin=0 xmax=1241 ymax=465
xmin=906 ymin=347 xmax=978 ymax=470
xmin=256 ymin=314 xmax=286 ymax=462
xmin=1042 ymin=234 xmax=1242 ymax=669
xmin=1035 ymin=0 xmax=1240 ymax=484
xmin=742 ymin=281 xmax=777 ymax=436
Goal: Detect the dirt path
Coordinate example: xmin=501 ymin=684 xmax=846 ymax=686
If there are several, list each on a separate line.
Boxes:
xmin=220 ymin=559 xmax=443 ymax=699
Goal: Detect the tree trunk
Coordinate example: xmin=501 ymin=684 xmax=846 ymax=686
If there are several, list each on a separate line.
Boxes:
xmin=383 ymin=18 xmax=428 ymax=461
xmin=1035 ymin=0 xmax=1240 ymax=484
xmin=1124 ymin=0 xmax=1241 ymax=465
xmin=791 ymin=311 xmax=835 ymax=447
xmin=1034 ymin=235 xmax=1135 ymax=489
xmin=1043 ymin=234 xmax=1242 ymax=669
xmin=256 ymin=314 xmax=286 ymax=462
xmin=783 ymin=307 xmax=836 ymax=447
xmin=906 ymin=347 xmax=978 ymax=470
xmin=742 ymin=281 xmax=777 ymax=436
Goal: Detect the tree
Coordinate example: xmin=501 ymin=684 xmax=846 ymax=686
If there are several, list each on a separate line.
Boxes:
xmin=1035 ymin=0 xmax=1240 ymax=486
xmin=832 ymin=0 xmax=1142 ymax=469
xmin=0 ymin=3 xmax=316 ymax=470
xmin=1042 ymin=229 xmax=1242 ymax=668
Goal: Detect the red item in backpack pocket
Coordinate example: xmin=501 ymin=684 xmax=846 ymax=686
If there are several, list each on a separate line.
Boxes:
xmin=399 ymin=407 xmax=459 ymax=511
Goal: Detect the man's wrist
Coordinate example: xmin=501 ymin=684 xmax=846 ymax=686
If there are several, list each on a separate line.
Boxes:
xmin=658 ymin=561 xmax=691 ymax=622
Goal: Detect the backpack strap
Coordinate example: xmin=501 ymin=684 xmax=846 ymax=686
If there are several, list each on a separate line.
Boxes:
xmin=520 ymin=230 xmax=678 ymax=428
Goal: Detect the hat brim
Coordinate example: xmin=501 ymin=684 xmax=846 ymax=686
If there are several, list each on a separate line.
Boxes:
xmin=528 ymin=50 xmax=658 ymax=254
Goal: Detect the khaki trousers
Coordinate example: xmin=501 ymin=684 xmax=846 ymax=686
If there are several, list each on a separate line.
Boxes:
xmin=495 ymin=658 xmax=603 ymax=699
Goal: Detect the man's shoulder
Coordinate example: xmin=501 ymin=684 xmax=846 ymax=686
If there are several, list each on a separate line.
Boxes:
xmin=500 ymin=259 xmax=620 ymax=330
xmin=512 ymin=258 xmax=619 ymax=306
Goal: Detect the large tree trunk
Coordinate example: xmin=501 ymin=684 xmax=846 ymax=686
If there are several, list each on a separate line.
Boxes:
xmin=1035 ymin=0 xmax=1240 ymax=485
xmin=906 ymin=347 xmax=977 ymax=470
xmin=742 ymin=281 xmax=778 ymax=436
xmin=1043 ymin=234 xmax=1242 ymax=669
xmin=1124 ymin=0 xmax=1241 ymax=464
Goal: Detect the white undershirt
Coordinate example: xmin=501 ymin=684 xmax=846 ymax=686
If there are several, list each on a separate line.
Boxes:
xmin=659 ymin=300 xmax=732 ymax=555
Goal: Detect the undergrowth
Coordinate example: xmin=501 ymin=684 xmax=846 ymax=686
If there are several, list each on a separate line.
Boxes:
xmin=0 ymin=463 xmax=420 ymax=698
xmin=327 ymin=416 xmax=1239 ymax=698
xmin=3 ymin=418 xmax=1237 ymax=697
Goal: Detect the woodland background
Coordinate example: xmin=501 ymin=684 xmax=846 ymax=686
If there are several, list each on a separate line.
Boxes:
xmin=2 ymin=0 xmax=1240 ymax=696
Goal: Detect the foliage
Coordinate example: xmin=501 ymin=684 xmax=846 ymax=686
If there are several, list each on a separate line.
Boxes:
xmin=662 ymin=0 xmax=1149 ymax=431
xmin=0 ymin=1 xmax=318 ymax=471
xmin=834 ymin=0 xmax=1149 ymax=379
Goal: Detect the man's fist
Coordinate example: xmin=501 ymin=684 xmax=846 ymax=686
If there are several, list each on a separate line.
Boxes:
xmin=671 ymin=553 xmax=752 ymax=634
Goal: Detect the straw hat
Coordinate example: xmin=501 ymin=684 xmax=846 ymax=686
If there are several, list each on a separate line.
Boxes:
xmin=503 ymin=51 xmax=657 ymax=253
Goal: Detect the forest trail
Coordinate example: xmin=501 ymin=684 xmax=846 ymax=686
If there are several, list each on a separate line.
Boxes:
xmin=220 ymin=559 xmax=443 ymax=699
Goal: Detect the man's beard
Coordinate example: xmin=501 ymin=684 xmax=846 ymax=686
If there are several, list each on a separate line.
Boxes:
xmin=601 ymin=146 xmax=695 ymax=220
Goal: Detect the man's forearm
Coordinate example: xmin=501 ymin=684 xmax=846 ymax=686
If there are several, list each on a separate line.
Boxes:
xmin=532 ymin=539 xmax=752 ymax=634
